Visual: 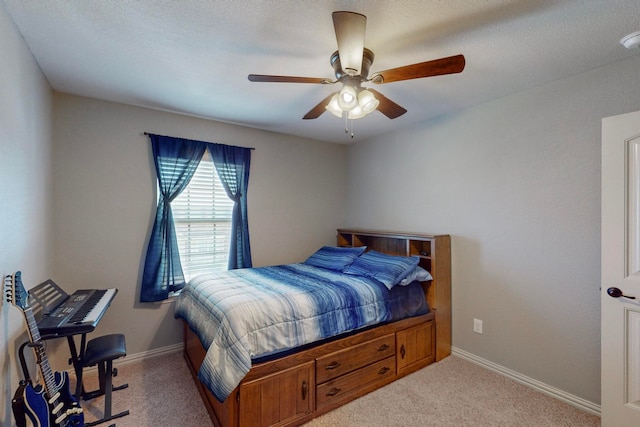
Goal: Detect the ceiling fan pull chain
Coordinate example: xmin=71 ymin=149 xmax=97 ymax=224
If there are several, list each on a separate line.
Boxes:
xmin=343 ymin=114 xmax=355 ymax=139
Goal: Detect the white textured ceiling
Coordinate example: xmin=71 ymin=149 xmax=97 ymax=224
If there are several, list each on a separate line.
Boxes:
xmin=3 ymin=0 xmax=640 ymax=143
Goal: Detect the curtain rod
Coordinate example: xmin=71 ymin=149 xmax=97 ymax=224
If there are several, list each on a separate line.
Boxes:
xmin=143 ymin=132 xmax=255 ymax=150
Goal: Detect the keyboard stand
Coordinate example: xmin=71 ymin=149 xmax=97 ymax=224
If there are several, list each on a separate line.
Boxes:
xmin=67 ymin=332 xmax=89 ymax=400
xmin=39 ymin=327 xmax=92 ymax=400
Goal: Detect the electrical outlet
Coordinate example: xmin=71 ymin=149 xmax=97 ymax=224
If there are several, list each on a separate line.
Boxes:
xmin=473 ymin=318 xmax=483 ymax=334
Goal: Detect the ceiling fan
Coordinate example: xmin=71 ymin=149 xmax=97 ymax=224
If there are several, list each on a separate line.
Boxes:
xmin=248 ymin=11 xmax=465 ymax=121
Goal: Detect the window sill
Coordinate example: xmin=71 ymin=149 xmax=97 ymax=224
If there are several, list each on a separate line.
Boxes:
xmin=149 ymin=291 xmax=181 ymax=305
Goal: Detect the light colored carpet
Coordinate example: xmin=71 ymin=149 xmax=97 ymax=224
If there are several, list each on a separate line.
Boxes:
xmin=80 ymin=351 xmax=210 ymax=426
xmin=79 ymin=351 xmax=599 ymax=427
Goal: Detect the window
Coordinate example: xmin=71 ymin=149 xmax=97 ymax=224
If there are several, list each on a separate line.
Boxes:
xmin=141 ymin=134 xmax=251 ymax=302
xmin=171 ymin=151 xmax=233 ymax=281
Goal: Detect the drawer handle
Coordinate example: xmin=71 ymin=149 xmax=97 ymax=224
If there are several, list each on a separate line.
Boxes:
xmin=325 ymin=387 xmax=341 ymax=397
xmin=325 ymin=361 xmax=341 ymax=370
xmin=400 ymin=344 xmax=406 ymax=359
xmin=301 ymin=380 xmax=307 ymax=400
xmin=377 ymin=344 xmax=389 ymax=352
xmin=378 ymin=366 xmax=390 ymax=375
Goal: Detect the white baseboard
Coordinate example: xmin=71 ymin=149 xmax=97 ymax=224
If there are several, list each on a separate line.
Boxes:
xmin=116 ymin=342 xmax=183 ymax=365
xmin=80 ymin=342 xmax=183 ymax=373
xmin=451 ymin=346 xmax=601 ymax=416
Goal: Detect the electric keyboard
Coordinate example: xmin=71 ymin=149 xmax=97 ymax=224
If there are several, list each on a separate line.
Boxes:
xmin=28 ymin=279 xmax=118 ymax=338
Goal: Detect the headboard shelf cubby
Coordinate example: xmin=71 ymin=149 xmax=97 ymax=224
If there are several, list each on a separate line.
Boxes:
xmin=337 ymin=228 xmax=451 ymax=360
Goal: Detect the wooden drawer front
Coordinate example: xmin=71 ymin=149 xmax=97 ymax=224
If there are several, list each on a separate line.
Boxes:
xmin=316 ymin=334 xmax=395 ymax=384
xmin=316 ymin=356 xmax=396 ymax=409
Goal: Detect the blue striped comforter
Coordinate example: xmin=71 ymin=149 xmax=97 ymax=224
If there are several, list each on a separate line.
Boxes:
xmin=174 ymin=263 xmax=392 ymax=401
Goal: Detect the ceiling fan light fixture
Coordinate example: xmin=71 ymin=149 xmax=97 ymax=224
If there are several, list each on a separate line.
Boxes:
xmin=358 ymin=89 xmax=379 ymax=114
xmin=325 ymin=93 xmax=343 ymax=117
xmin=621 ymin=31 xmax=640 ymax=49
xmin=325 ymin=86 xmax=379 ymax=120
xmin=338 ymin=85 xmax=358 ymax=111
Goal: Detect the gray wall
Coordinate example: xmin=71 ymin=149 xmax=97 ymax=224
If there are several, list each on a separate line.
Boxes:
xmin=49 ymin=94 xmax=348 ymax=367
xmin=344 ymin=54 xmax=640 ymax=404
xmin=0 ymin=3 xmax=53 ymax=425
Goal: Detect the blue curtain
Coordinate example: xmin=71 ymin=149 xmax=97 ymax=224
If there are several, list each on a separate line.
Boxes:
xmin=140 ymin=135 xmax=207 ymax=302
xmin=208 ymin=144 xmax=253 ymax=269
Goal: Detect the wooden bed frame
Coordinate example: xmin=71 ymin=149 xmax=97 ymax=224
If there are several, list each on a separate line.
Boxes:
xmin=182 ymin=229 xmax=451 ymax=427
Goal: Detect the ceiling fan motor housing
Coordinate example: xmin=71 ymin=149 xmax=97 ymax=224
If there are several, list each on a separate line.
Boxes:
xmin=331 ymin=48 xmax=375 ymax=82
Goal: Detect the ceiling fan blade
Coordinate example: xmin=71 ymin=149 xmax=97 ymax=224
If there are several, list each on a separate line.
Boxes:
xmin=371 ymin=54 xmax=466 ymax=84
xmin=368 ymin=89 xmax=407 ymax=119
xmin=332 ymin=11 xmax=366 ymax=76
xmin=248 ymin=74 xmax=332 ymax=84
xmin=303 ymin=93 xmax=335 ymax=120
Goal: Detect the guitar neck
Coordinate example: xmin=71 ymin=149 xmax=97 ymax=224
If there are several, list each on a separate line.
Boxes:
xmin=23 ymin=307 xmax=59 ymax=399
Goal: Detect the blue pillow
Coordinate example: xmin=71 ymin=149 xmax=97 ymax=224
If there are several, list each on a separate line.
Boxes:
xmin=344 ymin=250 xmax=420 ymax=289
xmin=304 ymin=246 xmax=366 ymax=271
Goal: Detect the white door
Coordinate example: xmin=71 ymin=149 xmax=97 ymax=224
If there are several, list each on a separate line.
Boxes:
xmin=602 ymin=110 xmax=640 ymax=426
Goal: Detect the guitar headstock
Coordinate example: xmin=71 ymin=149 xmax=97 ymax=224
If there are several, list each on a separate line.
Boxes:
xmin=4 ymin=271 xmax=29 ymax=312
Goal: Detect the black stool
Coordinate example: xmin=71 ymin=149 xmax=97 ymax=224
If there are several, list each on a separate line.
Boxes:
xmin=82 ymin=334 xmax=129 ymax=426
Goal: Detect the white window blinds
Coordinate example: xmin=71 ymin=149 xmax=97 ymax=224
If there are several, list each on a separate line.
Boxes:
xmin=171 ymin=151 xmax=233 ymax=281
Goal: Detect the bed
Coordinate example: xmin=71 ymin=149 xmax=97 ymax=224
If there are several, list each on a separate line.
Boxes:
xmin=176 ymin=229 xmax=451 ymax=427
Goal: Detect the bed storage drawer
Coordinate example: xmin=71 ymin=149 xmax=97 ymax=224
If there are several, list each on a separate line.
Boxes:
xmin=316 ymin=356 xmax=396 ymax=410
xmin=315 ymin=334 xmax=395 ymax=383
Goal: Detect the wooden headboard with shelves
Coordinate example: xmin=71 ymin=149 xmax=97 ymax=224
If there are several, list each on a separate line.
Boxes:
xmin=337 ymin=228 xmax=452 ymax=360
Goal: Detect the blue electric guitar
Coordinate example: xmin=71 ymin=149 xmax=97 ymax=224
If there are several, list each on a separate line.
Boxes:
xmin=5 ymin=271 xmax=84 ymax=427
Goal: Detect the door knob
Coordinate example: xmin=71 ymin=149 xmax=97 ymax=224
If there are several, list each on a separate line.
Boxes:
xmin=607 ymin=287 xmax=636 ymax=299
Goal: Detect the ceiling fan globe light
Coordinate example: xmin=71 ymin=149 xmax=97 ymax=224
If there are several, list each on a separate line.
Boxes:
xmin=358 ymin=89 xmax=379 ymax=114
xmin=338 ymin=85 xmax=358 ymax=111
xmin=348 ymin=104 xmax=366 ymax=119
xmin=325 ymin=93 xmax=344 ymax=117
